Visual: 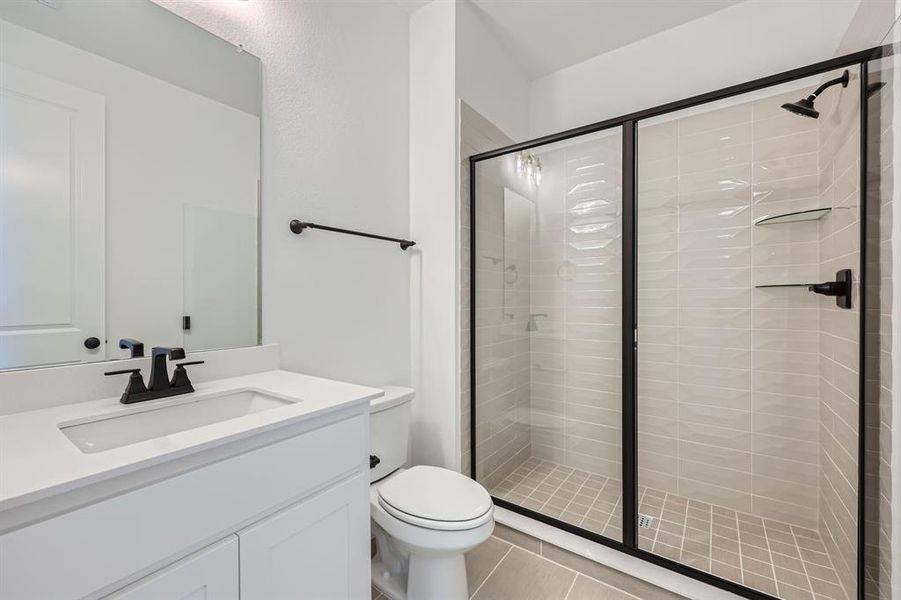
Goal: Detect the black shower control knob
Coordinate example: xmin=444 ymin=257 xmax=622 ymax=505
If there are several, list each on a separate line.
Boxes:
xmin=84 ymin=337 xmax=101 ymax=350
xmin=808 ymin=281 xmax=843 ymax=296
xmin=370 ymin=455 xmax=381 ymax=469
xmin=807 ymin=269 xmax=852 ymax=309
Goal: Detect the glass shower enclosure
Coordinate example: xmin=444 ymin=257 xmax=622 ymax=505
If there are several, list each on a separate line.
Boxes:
xmin=469 ymin=46 xmax=889 ymax=600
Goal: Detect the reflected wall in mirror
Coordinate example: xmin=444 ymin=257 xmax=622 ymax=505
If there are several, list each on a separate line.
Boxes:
xmin=0 ymin=0 xmax=261 ymax=370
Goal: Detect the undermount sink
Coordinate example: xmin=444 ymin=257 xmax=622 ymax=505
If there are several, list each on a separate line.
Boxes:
xmin=59 ymin=389 xmax=298 ymax=454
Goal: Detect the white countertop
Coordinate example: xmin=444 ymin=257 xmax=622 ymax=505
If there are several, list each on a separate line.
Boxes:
xmin=0 ymin=369 xmax=383 ymax=515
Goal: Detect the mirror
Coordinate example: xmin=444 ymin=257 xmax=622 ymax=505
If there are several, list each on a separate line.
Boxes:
xmin=0 ymin=0 xmax=261 ymax=370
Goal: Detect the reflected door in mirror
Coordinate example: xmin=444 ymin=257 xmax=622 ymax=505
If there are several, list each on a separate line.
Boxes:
xmin=0 ymin=64 xmax=105 ymax=369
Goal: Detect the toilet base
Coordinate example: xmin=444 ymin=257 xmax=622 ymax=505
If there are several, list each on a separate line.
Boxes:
xmin=371 ymin=555 xmax=407 ymax=600
xmin=407 ymin=553 xmax=468 ymax=600
xmin=371 ymin=554 xmax=468 ymax=600
xmin=371 ymin=517 xmax=487 ymax=600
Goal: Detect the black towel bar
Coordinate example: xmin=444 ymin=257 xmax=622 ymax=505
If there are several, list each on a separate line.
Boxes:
xmin=289 ymin=220 xmax=416 ymax=250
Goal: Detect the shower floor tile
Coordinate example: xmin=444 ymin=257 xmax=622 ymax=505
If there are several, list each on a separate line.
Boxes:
xmin=489 ymin=458 xmax=847 ymax=600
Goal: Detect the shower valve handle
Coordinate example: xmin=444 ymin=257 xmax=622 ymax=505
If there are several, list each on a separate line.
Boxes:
xmin=808 ymin=281 xmax=845 ymax=296
xmin=807 ymin=269 xmax=852 ymax=309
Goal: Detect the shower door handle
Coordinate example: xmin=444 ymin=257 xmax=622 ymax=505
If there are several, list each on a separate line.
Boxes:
xmin=807 ymin=269 xmax=852 ymax=309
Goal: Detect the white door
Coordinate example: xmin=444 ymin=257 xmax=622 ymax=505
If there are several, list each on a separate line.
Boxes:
xmin=104 ymin=537 xmax=239 ymax=600
xmin=238 ymin=474 xmax=370 ymax=600
xmin=0 ymin=63 xmax=105 ymax=369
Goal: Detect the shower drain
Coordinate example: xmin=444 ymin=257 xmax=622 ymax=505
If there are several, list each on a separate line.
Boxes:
xmin=637 ymin=513 xmax=655 ymax=529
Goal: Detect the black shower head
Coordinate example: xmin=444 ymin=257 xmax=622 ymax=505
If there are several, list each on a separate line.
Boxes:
xmin=781 ymin=96 xmax=819 ymax=119
xmin=868 ymin=81 xmax=887 ymax=97
xmin=780 ymin=69 xmax=850 ymax=119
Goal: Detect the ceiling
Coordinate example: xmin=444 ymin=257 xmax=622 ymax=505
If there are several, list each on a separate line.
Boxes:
xmin=397 ymin=0 xmax=745 ymax=79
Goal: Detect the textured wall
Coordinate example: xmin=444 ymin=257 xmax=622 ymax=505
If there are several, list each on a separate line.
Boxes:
xmin=154 ymin=0 xmax=411 ymax=388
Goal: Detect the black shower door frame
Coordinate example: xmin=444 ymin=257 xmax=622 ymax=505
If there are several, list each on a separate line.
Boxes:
xmin=469 ymin=44 xmax=891 ymax=600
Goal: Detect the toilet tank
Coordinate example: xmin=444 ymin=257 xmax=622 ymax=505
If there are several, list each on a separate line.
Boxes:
xmin=370 ymin=386 xmax=414 ymax=483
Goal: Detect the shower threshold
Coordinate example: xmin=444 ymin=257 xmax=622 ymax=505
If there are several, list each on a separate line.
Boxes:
xmin=490 ymin=458 xmax=847 ymax=600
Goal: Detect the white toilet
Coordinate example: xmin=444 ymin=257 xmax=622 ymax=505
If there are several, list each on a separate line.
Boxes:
xmin=370 ymin=387 xmax=494 ymax=600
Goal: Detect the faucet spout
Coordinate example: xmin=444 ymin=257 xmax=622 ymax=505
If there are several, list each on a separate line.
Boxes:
xmin=148 ymin=347 xmax=186 ymax=392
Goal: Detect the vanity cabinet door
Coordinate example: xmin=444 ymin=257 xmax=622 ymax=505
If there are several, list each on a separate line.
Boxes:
xmin=238 ymin=473 xmax=370 ymax=600
xmin=104 ymin=537 xmax=238 ymax=600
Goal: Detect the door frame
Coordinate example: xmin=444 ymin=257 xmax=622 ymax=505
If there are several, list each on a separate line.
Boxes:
xmin=469 ymin=43 xmax=894 ymax=600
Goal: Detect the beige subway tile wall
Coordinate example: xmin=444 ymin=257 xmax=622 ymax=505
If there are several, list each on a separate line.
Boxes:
xmin=464 ymin=103 xmax=534 ymax=488
xmin=816 ymin=71 xmax=862 ymax=600
xmin=863 ymin=53 xmax=895 ymax=600
xmin=635 ymin=79 xmax=846 ymax=530
xmin=529 ymin=132 xmax=623 ymax=486
xmin=748 ymin=87 xmax=824 ymax=530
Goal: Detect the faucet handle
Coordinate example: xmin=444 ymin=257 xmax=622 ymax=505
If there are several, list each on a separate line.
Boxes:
xmin=170 ymin=360 xmax=204 ymax=390
xmin=104 ymin=367 xmax=142 ymax=376
xmin=104 ymin=368 xmax=149 ymax=404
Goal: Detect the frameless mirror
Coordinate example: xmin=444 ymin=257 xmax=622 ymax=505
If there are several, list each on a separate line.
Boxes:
xmin=0 ymin=0 xmax=261 ymax=370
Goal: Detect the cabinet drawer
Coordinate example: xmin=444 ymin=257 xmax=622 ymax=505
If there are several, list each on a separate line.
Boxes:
xmin=104 ymin=537 xmax=238 ymax=600
xmin=0 ymin=413 xmax=367 ymax=600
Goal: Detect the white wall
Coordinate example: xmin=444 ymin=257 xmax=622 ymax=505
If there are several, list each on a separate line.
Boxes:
xmin=1 ymin=18 xmax=259 ymax=358
xmin=455 ymin=0 xmax=530 ymax=143
xmin=529 ymin=0 xmax=865 ymax=137
xmin=406 ymin=0 xmax=533 ymax=471
xmin=154 ymin=0 xmax=412 ymax=388
xmin=409 ymin=0 xmax=458 ymax=468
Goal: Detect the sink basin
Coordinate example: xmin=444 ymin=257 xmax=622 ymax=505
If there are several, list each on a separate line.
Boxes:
xmin=59 ymin=389 xmax=297 ymax=454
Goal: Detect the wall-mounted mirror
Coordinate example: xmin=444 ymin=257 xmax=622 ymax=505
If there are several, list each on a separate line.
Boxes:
xmin=0 ymin=0 xmax=261 ymax=370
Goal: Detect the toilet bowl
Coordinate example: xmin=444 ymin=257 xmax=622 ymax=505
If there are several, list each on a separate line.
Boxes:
xmin=370 ymin=388 xmax=494 ymax=600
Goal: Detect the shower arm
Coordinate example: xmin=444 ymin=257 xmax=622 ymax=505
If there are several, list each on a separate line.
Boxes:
xmin=806 ymin=71 xmax=850 ymax=100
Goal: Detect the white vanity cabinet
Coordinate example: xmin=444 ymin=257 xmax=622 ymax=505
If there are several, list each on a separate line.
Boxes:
xmin=104 ymin=473 xmax=370 ymax=600
xmin=0 ymin=405 xmax=371 ymax=600
xmin=239 ymin=473 xmax=370 ymax=599
xmin=105 ymin=537 xmax=239 ymax=600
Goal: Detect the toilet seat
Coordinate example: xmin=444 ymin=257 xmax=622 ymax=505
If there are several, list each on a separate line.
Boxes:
xmin=376 ymin=465 xmax=493 ymax=531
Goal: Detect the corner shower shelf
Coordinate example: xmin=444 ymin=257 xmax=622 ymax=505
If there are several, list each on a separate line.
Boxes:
xmin=754 ymin=207 xmax=831 ymax=226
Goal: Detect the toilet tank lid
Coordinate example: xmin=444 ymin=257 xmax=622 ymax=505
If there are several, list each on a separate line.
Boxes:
xmin=371 ymin=386 xmax=415 ymax=413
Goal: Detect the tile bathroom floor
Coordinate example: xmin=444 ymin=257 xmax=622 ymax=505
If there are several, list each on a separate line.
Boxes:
xmin=487 ymin=458 xmax=847 ymax=600
xmin=372 ymin=524 xmax=686 ymax=600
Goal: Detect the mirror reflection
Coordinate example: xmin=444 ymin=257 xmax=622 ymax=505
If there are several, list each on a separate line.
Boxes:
xmin=0 ymin=0 xmax=261 ymax=370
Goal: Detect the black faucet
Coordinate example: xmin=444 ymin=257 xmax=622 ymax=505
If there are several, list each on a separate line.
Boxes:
xmin=105 ymin=346 xmax=204 ymax=404
xmin=148 ymin=347 xmax=185 ymax=392
xmin=118 ymin=338 xmax=144 ymax=358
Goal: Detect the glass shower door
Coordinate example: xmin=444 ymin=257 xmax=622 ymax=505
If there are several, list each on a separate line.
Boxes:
xmin=473 ymin=128 xmax=625 ymax=542
xmin=635 ymin=67 xmax=861 ymax=599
